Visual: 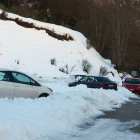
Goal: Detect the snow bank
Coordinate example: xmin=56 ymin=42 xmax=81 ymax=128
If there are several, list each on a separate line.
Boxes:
xmin=0 ymin=83 xmax=138 ymax=140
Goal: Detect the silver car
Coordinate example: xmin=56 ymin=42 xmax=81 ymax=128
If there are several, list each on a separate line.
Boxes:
xmin=0 ymin=69 xmax=53 ymax=99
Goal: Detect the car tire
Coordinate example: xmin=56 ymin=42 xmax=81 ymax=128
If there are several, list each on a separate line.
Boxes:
xmin=38 ymin=93 xmax=49 ymax=98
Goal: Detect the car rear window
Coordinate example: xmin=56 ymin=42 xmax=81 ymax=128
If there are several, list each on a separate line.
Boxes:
xmin=96 ymin=77 xmax=112 ymax=82
xmin=124 ymin=79 xmax=140 ymax=84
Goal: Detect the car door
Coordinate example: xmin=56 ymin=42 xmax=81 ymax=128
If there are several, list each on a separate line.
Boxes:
xmin=86 ymin=77 xmax=99 ymax=88
xmin=77 ymin=76 xmax=88 ymax=86
xmin=0 ymin=71 xmax=14 ymax=98
xmin=11 ymin=72 xmax=38 ymax=99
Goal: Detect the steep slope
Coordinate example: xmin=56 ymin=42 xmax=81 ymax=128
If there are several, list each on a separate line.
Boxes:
xmin=0 ymin=10 xmax=121 ymax=83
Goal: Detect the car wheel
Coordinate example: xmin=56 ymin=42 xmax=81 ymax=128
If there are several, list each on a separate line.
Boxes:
xmin=38 ymin=93 xmax=49 ymax=98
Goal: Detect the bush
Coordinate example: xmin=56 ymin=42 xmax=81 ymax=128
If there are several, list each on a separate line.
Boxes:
xmin=59 ymin=67 xmax=65 ymax=73
xmin=82 ymin=59 xmax=93 ymax=74
xmin=70 ymin=65 xmax=76 ymax=73
xmin=0 ymin=10 xmax=8 ymax=20
xmin=86 ymin=39 xmax=91 ymax=49
xmin=59 ymin=64 xmax=69 ymax=74
xmin=99 ymin=66 xmax=109 ymax=76
xmin=50 ymin=58 xmax=57 ymax=66
xmin=65 ymin=64 xmax=69 ymax=74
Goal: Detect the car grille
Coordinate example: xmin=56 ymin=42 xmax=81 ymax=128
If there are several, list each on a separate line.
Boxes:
xmin=129 ymin=86 xmax=134 ymax=89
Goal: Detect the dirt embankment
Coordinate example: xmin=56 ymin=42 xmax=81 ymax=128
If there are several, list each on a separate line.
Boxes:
xmin=0 ymin=11 xmax=74 ymax=41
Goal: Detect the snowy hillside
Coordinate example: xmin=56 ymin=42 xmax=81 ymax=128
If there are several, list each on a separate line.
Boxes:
xmin=0 ymin=10 xmax=121 ymax=83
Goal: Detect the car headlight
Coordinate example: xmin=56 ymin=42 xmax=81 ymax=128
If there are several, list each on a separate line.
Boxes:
xmin=138 ymin=87 xmax=140 ymax=89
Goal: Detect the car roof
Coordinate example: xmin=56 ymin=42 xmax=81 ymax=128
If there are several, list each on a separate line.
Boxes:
xmin=0 ymin=68 xmax=31 ymax=77
xmin=125 ymin=77 xmax=140 ymax=80
xmin=0 ymin=68 xmax=22 ymax=73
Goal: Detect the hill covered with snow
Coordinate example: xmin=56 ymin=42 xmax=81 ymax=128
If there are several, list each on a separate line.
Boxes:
xmin=0 ymin=10 xmax=121 ymax=83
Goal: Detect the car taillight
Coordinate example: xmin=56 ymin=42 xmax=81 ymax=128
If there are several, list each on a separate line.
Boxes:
xmin=101 ymin=83 xmax=105 ymax=86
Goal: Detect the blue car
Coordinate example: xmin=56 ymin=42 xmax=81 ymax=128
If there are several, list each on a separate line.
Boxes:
xmin=68 ymin=76 xmax=117 ymax=91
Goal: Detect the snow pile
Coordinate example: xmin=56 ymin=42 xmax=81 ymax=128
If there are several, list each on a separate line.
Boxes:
xmin=119 ymin=72 xmax=132 ymax=81
xmin=0 ymin=83 xmax=138 ymax=140
xmin=0 ymin=10 xmax=121 ymax=84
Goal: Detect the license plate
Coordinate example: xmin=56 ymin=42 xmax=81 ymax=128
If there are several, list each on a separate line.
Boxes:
xmin=129 ymin=89 xmax=134 ymax=91
xmin=108 ymin=85 xmax=114 ymax=87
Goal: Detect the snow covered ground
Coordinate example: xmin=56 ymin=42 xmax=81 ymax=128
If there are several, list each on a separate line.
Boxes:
xmin=63 ymin=119 xmax=140 ymax=140
xmin=0 ymin=81 xmax=138 ymax=140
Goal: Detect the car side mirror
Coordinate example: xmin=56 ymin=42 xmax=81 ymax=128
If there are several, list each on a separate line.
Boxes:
xmin=122 ymin=81 xmax=124 ymax=84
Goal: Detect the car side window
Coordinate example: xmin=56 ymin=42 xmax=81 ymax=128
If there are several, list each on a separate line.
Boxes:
xmin=87 ymin=77 xmax=95 ymax=82
xmin=0 ymin=71 xmax=10 ymax=82
xmin=79 ymin=77 xmax=88 ymax=82
xmin=87 ymin=77 xmax=98 ymax=82
xmin=94 ymin=78 xmax=98 ymax=82
xmin=76 ymin=76 xmax=83 ymax=81
xmin=11 ymin=72 xmax=31 ymax=85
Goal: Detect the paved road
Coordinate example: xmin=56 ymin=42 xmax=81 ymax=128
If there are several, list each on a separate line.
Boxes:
xmin=53 ymin=96 xmax=140 ymax=140
xmin=98 ymin=97 xmax=140 ymax=133
xmin=73 ymin=96 xmax=140 ymax=140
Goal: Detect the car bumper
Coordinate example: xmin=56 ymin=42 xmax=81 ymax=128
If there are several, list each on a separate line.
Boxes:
xmin=132 ymin=90 xmax=140 ymax=94
xmin=103 ymin=87 xmax=118 ymax=91
xmin=127 ymin=88 xmax=140 ymax=94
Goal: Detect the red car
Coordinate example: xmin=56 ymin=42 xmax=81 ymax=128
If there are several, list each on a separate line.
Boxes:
xmin=122 ymin=78 xmax=140 ymax=94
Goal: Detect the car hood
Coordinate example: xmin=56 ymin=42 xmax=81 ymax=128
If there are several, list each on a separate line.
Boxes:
xmin=38 ymin=83 xmax=53 ymax=95
xmin=123 ymin=83 xmax=140 ymax=86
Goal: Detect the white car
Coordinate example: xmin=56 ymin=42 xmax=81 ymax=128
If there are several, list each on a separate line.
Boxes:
xmin=0 ymin=69 xmax=53 ymax=99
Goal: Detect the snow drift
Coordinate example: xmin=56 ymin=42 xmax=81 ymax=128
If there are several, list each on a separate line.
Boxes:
xmin=0 ymin=83 xmax=138 ymax=140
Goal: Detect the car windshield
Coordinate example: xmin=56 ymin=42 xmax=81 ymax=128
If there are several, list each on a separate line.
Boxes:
xmin=124 ymin=79 xmax=140 ymax=84
xmin=96 ymin=77 xmax=112 ymax=82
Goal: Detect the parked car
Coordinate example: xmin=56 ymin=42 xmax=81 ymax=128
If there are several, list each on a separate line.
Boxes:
xmin=68 ymin=75 xmax=118 ymax=91
xmin=122 ymin=78 xmax=140 ymax=93
xmin=0 ymin=69 xmax=53 ymax=99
